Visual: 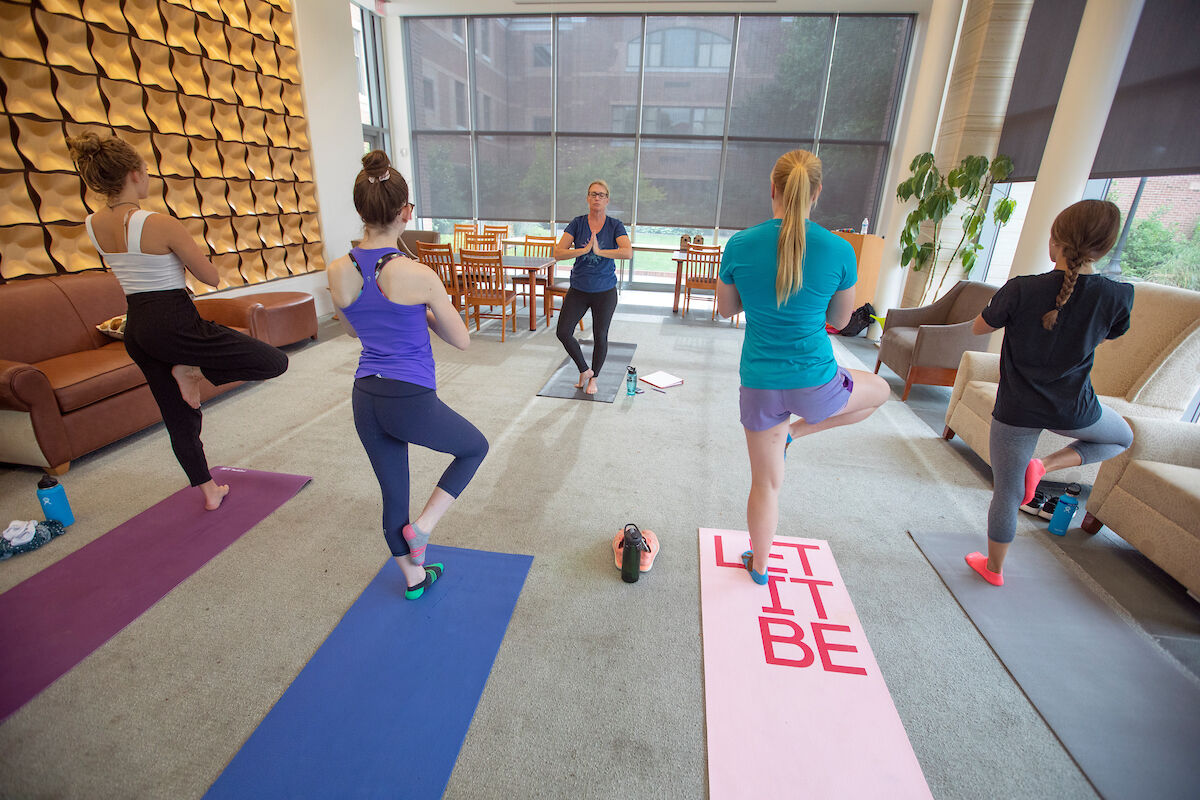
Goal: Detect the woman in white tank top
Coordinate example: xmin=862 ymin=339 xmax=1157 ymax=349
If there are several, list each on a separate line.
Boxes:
xmin=69 ymin=133 xmax=287 ymax=510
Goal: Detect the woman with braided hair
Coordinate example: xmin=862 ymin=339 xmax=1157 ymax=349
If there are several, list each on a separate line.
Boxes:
xmin=965 ymin=200 xmax=1134 ymax=586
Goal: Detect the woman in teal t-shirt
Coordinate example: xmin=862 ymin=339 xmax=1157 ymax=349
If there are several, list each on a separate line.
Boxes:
xmin=716 ymin=149 xmax=889 ymax=585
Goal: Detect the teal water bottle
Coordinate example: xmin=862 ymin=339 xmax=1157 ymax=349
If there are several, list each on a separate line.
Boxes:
xmin=37 ymin=475 xmax=75 ymax=526
xmin=1047 ymin=483 xmax=1081 ymax=536
xmin=626 ymin=365 xmax=637 ymax=396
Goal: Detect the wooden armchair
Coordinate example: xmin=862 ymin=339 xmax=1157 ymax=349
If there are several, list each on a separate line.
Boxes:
xmin=682 ymin=247 xmax=722 ymax=319
xmin=415 ymin=241 xmax=465 ymax=322
xmin=461 ymin=249 xmax=518 ymax=341
xmin=874 ymin=280 xmax=998 ymax=400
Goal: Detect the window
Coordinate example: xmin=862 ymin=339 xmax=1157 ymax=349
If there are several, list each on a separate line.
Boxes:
xmin=454 ymin=81 xmax=467 ymax=128
xmin=630 ymin=27 xmax=732 ymax=69
xmin=423 ymin=77 xmax=435 ymax=110
xmin=404 ymin=13 xmax=912 ymax=286
xmin=350 ymin=4 xmax=388 ymax=153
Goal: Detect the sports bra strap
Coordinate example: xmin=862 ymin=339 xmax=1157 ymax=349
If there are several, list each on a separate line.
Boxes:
xmin=349 ymin=250 xmax=403 ymax=281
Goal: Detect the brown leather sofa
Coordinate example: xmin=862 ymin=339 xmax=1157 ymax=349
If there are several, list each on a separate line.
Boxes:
xmin=0 ymin=271 xmax=316 ymax=474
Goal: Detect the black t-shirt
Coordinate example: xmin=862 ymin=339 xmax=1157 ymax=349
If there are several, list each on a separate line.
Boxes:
xmin=981 ymin=271 xmax=1133 ymax=429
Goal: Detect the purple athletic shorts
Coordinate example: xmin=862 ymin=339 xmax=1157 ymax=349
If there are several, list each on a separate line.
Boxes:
xmin=739 ymin=366 xmax=854 ymax=432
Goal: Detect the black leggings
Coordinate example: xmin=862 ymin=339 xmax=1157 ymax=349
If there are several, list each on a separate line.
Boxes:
xmin=556 ymin=287 xmax=618 ymax=376
xmin=352 ymin=376 xmax=489 ymax=557
xmin=123 ymin=290 xmax=289 ymax=486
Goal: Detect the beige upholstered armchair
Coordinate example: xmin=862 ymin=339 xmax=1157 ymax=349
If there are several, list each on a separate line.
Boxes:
xmin=874 ymin=280 xmax=999 ymax=400
xmin=944 ymin=281 xmax=1200 ymax=485
xmin=1081 ymin=417 xmax=1200 ymax=597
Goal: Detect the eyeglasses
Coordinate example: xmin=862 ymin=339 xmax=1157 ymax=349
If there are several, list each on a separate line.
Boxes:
xmin=587 ymin=192 xmax=608 ymax=199
xmin=403 ymin=202 xmax=415 ymax=212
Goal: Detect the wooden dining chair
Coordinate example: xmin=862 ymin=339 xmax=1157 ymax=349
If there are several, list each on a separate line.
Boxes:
xmin=460 ymin=249 xmax=518 ymax=341
xmin=416 ymin=241 xmax=466 ymax=322
xmin=686 ymin=243 xmax=739 ymax=326
xmin=510 ymin=234 xmax=559 ymax=319
xmin=683 ymin=247 xmax=723 ymax=320
xmin=452 ymin=223 xmax=476 ymax=252
xmin=462 ymin=231 xmax=498 ymax=253
xmin=482 ymin=224 xmax=508 ymax=249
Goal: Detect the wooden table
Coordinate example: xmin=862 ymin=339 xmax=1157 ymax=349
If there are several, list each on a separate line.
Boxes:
xmin=459 ymin=255 xmax=554 ymax=331
xmin=669 ymin=251 xmax=689 ymax=312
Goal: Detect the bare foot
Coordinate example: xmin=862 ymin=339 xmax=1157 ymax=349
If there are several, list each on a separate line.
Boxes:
xmin=574 ymin=368 xmax=594 ymax=389
xmin=585 ymin=377 xmax=598 ymax=395
xmin=200 ymin=481 xmax=229 ymax=511
xmin=172 ymin=365 xmax=203 ymax=409
xmin=395 ymin=555 xmax=426 ymax=588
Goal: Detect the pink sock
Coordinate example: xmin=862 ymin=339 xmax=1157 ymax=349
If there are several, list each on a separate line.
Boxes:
xmin=965 ymin=552 xmax=1003 ymax=586
xmin=1023 ymin=458 xmax=1046 ymax=505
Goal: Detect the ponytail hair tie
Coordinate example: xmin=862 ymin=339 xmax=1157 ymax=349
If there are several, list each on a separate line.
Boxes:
xmin=367 ymin=172 xmax=390 ymax=184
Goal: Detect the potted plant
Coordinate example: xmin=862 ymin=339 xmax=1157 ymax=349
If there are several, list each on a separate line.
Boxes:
xmin=897 ymin=152 xmax=1017 ymax=304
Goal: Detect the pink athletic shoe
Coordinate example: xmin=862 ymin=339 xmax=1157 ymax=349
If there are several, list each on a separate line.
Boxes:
xmin=611 ymin=528 xmax=660 ymax=572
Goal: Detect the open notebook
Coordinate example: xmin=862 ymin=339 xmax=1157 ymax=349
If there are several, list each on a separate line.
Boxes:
xmin=639 ymin=370 xmax=683 ymax=389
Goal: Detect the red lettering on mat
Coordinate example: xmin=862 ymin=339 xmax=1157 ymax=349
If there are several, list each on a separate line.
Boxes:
xmin=758 ymin=617 xmax=815 ymax=668
xmin=788 ymin=577 xmax=835 ymax=620
xmin=812 ymin=622 xmax=868 ymax=676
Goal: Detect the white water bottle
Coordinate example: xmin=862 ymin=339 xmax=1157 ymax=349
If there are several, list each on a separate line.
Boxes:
xmin=860 ymin=218 xmax=869 ymax=235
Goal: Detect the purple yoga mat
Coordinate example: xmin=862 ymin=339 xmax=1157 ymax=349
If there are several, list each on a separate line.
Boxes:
xmin=0 ymin=466 xmax=310 ymax=721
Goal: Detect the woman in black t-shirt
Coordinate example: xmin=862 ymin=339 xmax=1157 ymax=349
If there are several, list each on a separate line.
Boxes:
xmin=965 ymin=200 xmax=1134 ymax=586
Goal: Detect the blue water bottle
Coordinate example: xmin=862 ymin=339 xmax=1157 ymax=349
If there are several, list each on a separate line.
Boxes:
xmin=626 ymin=365 xmax=637 ymax=396
xmin=1047 ymin=482 xmax=1081 ymax=536
xmin=37 ymin=474 xmax=75 ymax=526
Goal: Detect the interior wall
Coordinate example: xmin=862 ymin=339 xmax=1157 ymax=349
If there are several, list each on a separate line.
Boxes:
xmin=0 ymin=0 xmax=325 ymax=293
xmin=291 ymin=0 xmax=365 ymax=265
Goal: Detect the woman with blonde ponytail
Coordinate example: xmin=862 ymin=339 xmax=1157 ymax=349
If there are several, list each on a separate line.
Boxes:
xmin=716 ymin=149 xmax=889 ymax=586
xmin=965 ymin=199 xmax=1134 ymax=587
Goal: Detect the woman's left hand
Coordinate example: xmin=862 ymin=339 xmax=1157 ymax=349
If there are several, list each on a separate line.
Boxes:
xmin=590 ymin=235 xmax=602 ymax=256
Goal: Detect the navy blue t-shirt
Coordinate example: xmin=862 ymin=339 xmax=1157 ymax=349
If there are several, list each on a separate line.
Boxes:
xmin=563 ymin=215 xmax=627 ymax=293
xmin=982 ymin=271 xmax=1133 ymax=429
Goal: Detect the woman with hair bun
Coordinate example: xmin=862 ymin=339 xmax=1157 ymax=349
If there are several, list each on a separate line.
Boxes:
xmin=326 ymin=150 xmax=488 ymax=600
xmin=69 ymin=133 xmax=288 ymax=511
xmin=716 ymin=149 xmax=889 ymax=585
xmin=966 ymin=199 xmax=1134 ymax=586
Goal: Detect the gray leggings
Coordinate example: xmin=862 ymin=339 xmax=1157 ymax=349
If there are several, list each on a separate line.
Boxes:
xmin=987 ymin=406 xmax=1133 ymax=543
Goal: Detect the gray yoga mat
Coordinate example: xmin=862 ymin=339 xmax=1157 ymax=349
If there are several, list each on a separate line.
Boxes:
xmin=536 ymin=341 xmax=637 ymax=403
xmin=910 ymin=530 xmax=1200 ymax=800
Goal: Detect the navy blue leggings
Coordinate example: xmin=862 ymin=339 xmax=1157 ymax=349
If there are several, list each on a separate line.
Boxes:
xmin=352 ymin=376 xmax=488 ymax=557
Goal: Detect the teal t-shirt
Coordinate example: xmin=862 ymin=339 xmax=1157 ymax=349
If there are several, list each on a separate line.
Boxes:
xmin=718 ymin=218 xmax=857 ymax=389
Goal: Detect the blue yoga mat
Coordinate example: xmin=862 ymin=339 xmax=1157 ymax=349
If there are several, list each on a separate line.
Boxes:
xmin=204 ymin=545 xmax=532 ymax=800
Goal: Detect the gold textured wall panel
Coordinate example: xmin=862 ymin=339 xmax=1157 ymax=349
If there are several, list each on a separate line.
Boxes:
xmin=0 ymin=0 xmax=321 ymax=288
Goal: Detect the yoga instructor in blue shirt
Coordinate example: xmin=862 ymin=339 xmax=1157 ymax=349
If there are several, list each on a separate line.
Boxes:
xmin=717 ymin=149 xmax=889 ymax=585
xmin=554 ymin=180 xmax=633 ymax=395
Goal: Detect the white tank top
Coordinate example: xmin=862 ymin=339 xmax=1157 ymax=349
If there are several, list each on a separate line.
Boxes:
xmin=84 ymin=209 xmax=188 ymax=294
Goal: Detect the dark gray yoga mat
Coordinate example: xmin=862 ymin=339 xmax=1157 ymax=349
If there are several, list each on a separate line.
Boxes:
xmin=910 ymin=530 xmax=1200 ymax=800
xmin=536 ymin=341 xmax=636 ymax=403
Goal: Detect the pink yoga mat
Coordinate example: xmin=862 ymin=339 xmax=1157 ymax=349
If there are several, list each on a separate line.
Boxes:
xmin=0 ymin=467 xmax=310 ymax=721
xmin=698 ymin=528 xmax=931 ymax=799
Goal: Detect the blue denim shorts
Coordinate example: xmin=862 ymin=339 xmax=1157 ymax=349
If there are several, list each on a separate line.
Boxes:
xmin=739 ymin=366 xmax=854 ymax=432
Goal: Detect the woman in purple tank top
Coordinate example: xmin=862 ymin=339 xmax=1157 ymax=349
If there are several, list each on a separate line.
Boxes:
xmin=327 ymin=151 xmax=488 ymax=600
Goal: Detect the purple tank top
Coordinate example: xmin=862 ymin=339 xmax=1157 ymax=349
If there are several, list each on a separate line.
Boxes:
xmin=341 ymin=247 xmax=436 ymax=389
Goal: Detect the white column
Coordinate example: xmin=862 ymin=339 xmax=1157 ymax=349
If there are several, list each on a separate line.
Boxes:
xmin=872 ymin=0 xmax=965 ymax=323
xmin=1007 ymin=0 xmax=1144 ymax=278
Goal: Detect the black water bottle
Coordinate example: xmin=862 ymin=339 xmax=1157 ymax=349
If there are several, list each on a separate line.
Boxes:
xmin=621 ymin=523 xmax=646 ymax=583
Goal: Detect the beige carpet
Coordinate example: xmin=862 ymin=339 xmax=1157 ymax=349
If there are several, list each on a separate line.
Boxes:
xmin=0 ymin=309 xmax=1096 ymax=799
